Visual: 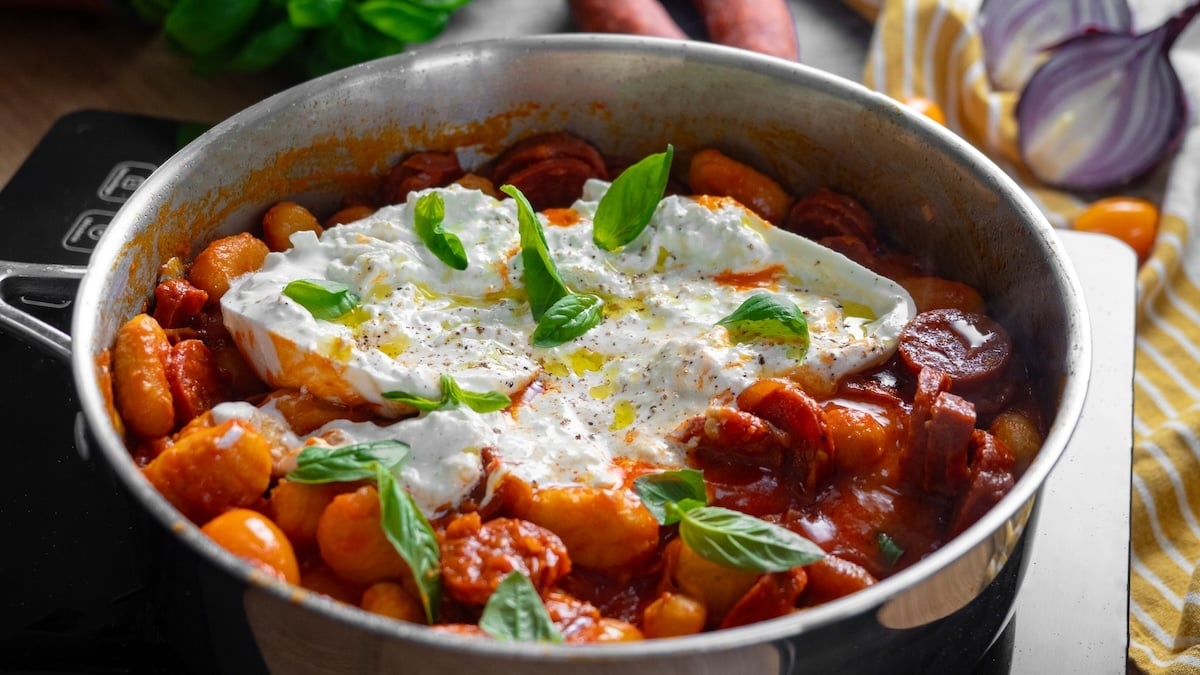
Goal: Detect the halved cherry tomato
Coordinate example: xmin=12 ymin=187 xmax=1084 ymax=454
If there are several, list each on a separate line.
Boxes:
xmin=1073 ymin=196 xmax=1159 ymax=262
xmin=201 ymin=508 xmax=301 ymax=585
xmin=904 ymin=97 xmax=946 ymax=126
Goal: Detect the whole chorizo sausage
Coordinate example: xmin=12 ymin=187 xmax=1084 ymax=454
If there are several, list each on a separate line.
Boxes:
xmin=568 ymin=0 xmax=688 ymax=39
xmin=693 ymin=0 xmax=800 ymax=61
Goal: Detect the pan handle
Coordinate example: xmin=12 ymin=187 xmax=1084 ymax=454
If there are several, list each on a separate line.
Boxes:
xmin=0 ymin=260 xmax=86 ymax=363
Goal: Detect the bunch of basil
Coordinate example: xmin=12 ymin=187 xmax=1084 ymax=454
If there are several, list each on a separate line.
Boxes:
xmin=127 ymin=0 xmax=473 ymax=79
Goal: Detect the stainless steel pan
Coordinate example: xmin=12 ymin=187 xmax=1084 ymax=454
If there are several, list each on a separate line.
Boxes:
xmin=0 ymin=35 xmax=1090 ymax=674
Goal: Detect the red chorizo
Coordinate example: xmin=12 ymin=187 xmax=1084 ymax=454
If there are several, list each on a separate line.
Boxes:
xmin=785 ymin=188 xmax=876 ymax=248
xmin=379 ymin=151 xmax=464 ymax=205
xmin=439 ymin=512 xmax=571 ymax=605
xmin=678 ymin=405 xmax=785 ymax=469
xmin=949 ymin=430 xmax=1016 ymax=535
xmin=920 ymin=390 xmax=976 ymax=496
xmin=898 ymin=308 xmax=1013 ymax=387
xmin=152 ymin=278 xmax=208 ymax=329
xmin=165 ymin=339 xmax=227 ymax=427
xmin=736 ymin=379 xmax=835 ymax=492
xmin=693 ymin=0 xmax=800 ymax=61
xmin=568 ymin=0 xmax=687 ymax=39
xmin=493 ymin=132 xmax=608 ymax=211
xmin=718 ymin=568 xmax=807 ymax=629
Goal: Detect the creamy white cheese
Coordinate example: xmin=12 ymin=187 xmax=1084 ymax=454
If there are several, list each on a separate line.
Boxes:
xmin=221 ymin=182 xmax=914 ymax=515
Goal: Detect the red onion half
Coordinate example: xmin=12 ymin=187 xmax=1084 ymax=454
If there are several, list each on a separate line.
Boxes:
xmin=1015 ymin=3 xmax=1198 ymax=192
xmin=978 ymin=0 xmax=1131 ymax=91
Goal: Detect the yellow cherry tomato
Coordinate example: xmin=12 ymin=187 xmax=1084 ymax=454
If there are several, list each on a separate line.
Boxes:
xmin=201 ymin=508 xmax=301 ymax=585
xmin=1073 ymin=196 xmax=1159 ymax=262
xmin=904 ymin=97 xmax=946 ymax=126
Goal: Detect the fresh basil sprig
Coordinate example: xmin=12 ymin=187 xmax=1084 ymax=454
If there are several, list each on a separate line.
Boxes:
xmin=413 ymin=192 xmax=469 ymax=270
xmin=136 ymin=0 xmax=474 ymax=79
xmin=478 ymin=572 xmax=564 ymax=643
xmin=284 ymin=440 xmax=442 ymax=622
xmin=592 ymin=145 xmax=674 ymax=251
xmin=382 ymin=373 xmax=511 ymax=413
xmin=376 ymin=465 xmax=443 ymax=623
xmin=283 ymin=278 xmax=360 ymax=320
xmin=633 ymin=468 xmax=825 ymax=573
xmin=500 ymin=183 xmax=604 ymax=347
xmin=286 ymin=440 xmax=409 ymax=484
xmin=716 ymin=294 xmax=809 ymax=349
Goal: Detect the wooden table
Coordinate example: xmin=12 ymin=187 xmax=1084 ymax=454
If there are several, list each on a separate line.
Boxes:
xmin=0 ymin=1 xmax=870 ymax=189
xmin=0 ymin=6 xmax=286 ymax=188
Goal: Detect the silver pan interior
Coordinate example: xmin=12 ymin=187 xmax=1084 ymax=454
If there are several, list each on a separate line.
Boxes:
xmin=71 ymin=35 xmax=1090 ymax=673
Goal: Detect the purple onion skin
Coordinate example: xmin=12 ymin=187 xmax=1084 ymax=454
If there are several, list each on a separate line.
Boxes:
xmin=1015 ymin=4 xmax=1198 ymax=192
xmin=978 ymin=0 xmax=1132 ymax=91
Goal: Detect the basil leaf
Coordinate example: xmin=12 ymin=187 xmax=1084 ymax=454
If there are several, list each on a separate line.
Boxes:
xmin=634 ymin=468 xmax=708 ymax=525
xmin=877 ymin=532 xmax=905 ymax=567
xmin=592 ymin=145 xmax=673 ymax=251
xmin=286 ymin=440 xmax=410 ymax=484
xmin=228 ymin=19 xmax=303 ymax=72
xmin=283 ymin=278 xmax=360 ymax=320
xmin=382 ymin=373 xmax=511 ymax=413
xmin=376 ymin=466 xmax=443 ymax=623
xmin=441 ymin=375 xmax=512 ymax=413
xmin=355 ymin=0 xmax=448 ymax=42
xmin=287 ymin=0 xmax=344 ymax=27
xmin=679 ymin=506 xmax=825 ymax=573
xmin=414 ymin=192 xmax=469 ymax=270
xmin=404 ymin=0 xmax=472 ymax=9
xmin=531 ymin=293 xmax=604 ymax=348
xmin=502 ymin=184 xmax=570 ymax=321
xmin=478 ymin=572 xmax=564 ymax=643
xmin=310 ymin=9 xmax=405 ymax=75
xmin=380 ymin=389 xmax=446 ymax=411
xmin=716 ymin=294 xmax=809 ymax=346
xmin=165 ymin=0 xmax=262 ymax=55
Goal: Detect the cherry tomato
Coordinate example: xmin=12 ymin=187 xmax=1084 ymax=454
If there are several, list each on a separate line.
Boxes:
xmin=904 ymin=97 xmax=946 ymax=126
xmin=1073 ymin=196 xmax=1159 ymax=262
xmin=201 ymin=508 xmax=301 ymax=585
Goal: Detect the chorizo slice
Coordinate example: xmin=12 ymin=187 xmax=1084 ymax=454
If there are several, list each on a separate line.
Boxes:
xmin=898 ymin=308 xmax=1013 ymax=387
xmin=949 ymin=430 xmax=1016 ymax=535
xmin=379 ymin=151 xmax=465 ymax=205
xmin=502 ymin=156 xmax=604 ymax=211
xmin=736 ymin=379 xmax=835 ymax=492
xmin=920 ymin=389 xmax=976 ymax=496
xmin=718 ymin=567 xmax=807 ymax=629
xmin=568 ymin=0 xmax=688 ymax=39
xmin=785 ymin=187 xmax=877 ymax=248
xmin=165 ymin=339 xmax=228 ymax=427
xmin=677 ymin=405 xmax=785 ymax=470
xmin=492 ymin=132 xmax=608 ymax=210
xmin=693 ymin=0 xmax=800 ymax=61
xmin=152 ymin=278 xmax=209 ymax=329
xmin=439 ymin=513 xmax=571 ymax=605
